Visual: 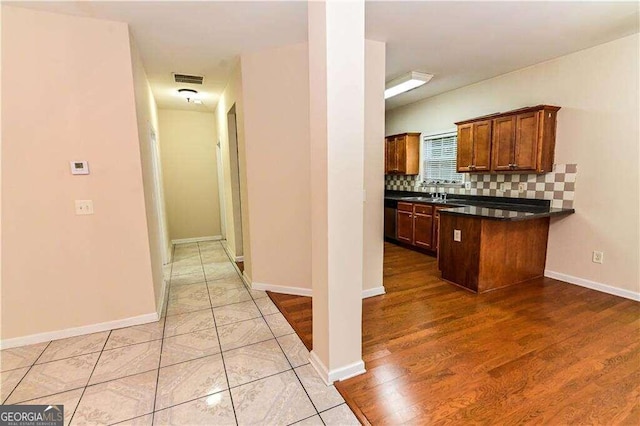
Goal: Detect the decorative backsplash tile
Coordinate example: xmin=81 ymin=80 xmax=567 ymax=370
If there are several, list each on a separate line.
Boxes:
xmin=385 ymin=164 xmax=577 ymax=209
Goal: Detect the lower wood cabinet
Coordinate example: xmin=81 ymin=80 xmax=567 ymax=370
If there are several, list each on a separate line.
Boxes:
xmin=413 ymin=205 xmax=433 ymax=249
xmin=438 ymin=213 xmax=550 ymax=293
xmin=395 ymin=202 xmax=439 ymax=250
xmin=396 ymin=203 xmax=414 ymax=243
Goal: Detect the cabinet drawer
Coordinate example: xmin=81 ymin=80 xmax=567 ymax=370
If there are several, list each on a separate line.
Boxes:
xmin=413 ymin=204 xmax=433 ymax=215
xmin=398 ymin=202 xmax=413 ymax=212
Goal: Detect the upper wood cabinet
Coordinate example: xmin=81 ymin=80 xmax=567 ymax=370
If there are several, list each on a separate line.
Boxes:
xmin=457 ymin=120 xmax=492 ymax=172
xmin=456 ymin=105 xmax=560 ymax=174
xmin=385 ymin=133 xmax=420 ymax=175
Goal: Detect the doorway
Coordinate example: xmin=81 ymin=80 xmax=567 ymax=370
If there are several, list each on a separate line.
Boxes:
xmin=227 ymin=104 xmax=243 ymax=260
xmin=148 ymin=125 xmax=170 ymax=264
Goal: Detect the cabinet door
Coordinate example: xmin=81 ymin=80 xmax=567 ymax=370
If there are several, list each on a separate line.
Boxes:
xmin=395 ymin=136 xmax=407 ymax=174
xmin=492 ymin=116 xmax=516 ymax=171
xmin=396 ymin=210 xmax=414 ymax=243
xmin=472 ymin=120 xmax=492 ymax=171
xmin=384 ymin=207 xmax=396 ymax=239
xmin=414 ymin=213 xmax=433 ymax=249
xmin=514 ymin=112 xmax=539 ymax=171
xmin=433 ymin=215 xmax=440 ymax=250
xmin=384 ymin=138 xmax=394 ymax=174
xmin=457 ymin=124 xmax=473 ymax=172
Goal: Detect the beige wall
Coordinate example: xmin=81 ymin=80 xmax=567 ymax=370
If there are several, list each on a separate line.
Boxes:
xmin=215 ymin=62 xmax=253 ymax=279
xmin=363 ymin=40 xmax=386 ymax=293
xmin=129 ymin=35 xmax=167 ymax=310
xmin=1 ymin=6 xmax=157 ymax=342
xmin=237 ymin=40 xmax=386 ymax=295
xmin=158 ymin=109 xmax=221 ymax=241
xmin=241 ymin=43 xmax=312 ymax=290
xmin=386 ymin=33 xmax=640 ymax=294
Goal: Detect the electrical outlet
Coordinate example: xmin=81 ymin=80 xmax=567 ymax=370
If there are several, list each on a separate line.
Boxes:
xmin=592 ymin=251 xmax=604 ymax=264
xmin=464 ymin=182 xmax=471 ymax=190
xmin=518 ymin=183 xmax=526 ymax=193
xmin=453 ymin=229 xmax=462 ymax=242
xmin=499 ymin=183 xmax=507 ymax=192
xmin=75 ymin=200 xmax=94 ymax=215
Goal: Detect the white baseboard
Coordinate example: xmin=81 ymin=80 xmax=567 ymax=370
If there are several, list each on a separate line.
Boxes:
xmin=362 ymin=286 xmax=385 ymax=299
xmin=171 ymin=235 xmax=222 ymax=245
xmin=544 ymin=270 xmax=640 ymax=301
xmin=0 ymin=312 xmax=160 ymax=350
xmin=220 ymin=240 xmax=243 ymax=262
xmin=309 ymin=350 xmax=366 ymax=385
xmin=252 ymin=282 xmax=313 ymax=297
xmin=250 ymin=282 xmax=385 ymax=299
xmin=157 ymin=277 xmax=169 ymax=317
xmin=242 ymin=271 xmax=252 ymax=287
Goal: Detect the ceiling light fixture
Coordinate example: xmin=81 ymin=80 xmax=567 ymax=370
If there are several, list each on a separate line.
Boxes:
xmin=384 ymin=71 xmax=434 ymax=99
xmin=177 ymin=88 xmax=200 ymax=103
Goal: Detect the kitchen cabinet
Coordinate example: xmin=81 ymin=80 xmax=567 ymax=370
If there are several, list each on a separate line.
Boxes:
xmin=384 ymin=206 xmax=397 ymax=239
xmin=456 ymin=120 xmax=492 ymax=172
xmin=438 ymin=213 xmax=550 ymax=293
xmin=413 ymin=204 xmax=433 ymax=249
xmin=396 ymin=202 xmax=414 ymax=243
xmin=456 ymin=105 xmax=561 ymax=174
xmin=391 ymin=201 xmax=459 ymax=252
xmin=433 ymin=206 xmax=448 ymax=251
xmin=385 ymin=133 xmax=420 ymax=175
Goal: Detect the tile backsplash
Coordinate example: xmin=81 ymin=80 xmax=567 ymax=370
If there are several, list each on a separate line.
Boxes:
xmin=385 ymin=164 xmax=577 ymax=209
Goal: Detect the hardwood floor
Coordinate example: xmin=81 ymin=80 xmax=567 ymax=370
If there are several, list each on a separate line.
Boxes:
xmin=268 ymin=242 xmax=640 ymax=425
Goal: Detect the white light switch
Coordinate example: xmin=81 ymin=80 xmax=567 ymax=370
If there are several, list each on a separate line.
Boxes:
xmin=453 ymin=229 xmax=462 ymax=242
xmin=75 ymin=200 xmax=94 ymax=215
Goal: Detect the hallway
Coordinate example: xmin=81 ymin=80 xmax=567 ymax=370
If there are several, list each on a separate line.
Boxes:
xmin=0 ymin=241 xmax=358 ymax=425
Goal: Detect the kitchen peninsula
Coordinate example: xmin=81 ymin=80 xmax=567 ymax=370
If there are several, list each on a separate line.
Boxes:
xmin=385 ymin=191 xmax=574 ymax=293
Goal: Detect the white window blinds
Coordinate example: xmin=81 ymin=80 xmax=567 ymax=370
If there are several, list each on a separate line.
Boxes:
xmin=423 ymin=132 xmax=463 ymax=183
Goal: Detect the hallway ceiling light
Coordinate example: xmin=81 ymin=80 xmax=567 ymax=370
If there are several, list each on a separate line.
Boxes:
xmin=384 ymin=71 xmax=433 ymax=99
xmin=177 ymin=88 xmax=200 ymax=103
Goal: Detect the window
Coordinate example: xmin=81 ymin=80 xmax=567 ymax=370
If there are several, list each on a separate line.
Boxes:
xmin=422 ymin=131 xmax=463 ymax=183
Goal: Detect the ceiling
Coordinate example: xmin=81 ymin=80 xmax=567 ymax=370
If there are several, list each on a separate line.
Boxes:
xmin=11 ymin=1 xmax=639 ymax=112
xmin=368 ymin=1 xmax=639 ymax=110
xmin=12 ymin=1 xmax=308 ymax=112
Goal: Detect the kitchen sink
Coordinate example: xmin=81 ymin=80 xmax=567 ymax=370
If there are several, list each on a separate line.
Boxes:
xmin=398 ymin=196 xmax=464 ymax=204
xmin=399 ymin=196 xmax=441 ymax=202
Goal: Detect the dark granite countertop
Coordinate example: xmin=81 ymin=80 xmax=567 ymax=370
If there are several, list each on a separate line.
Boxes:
xmin=385 ymin=191 xmax=574 ymax=221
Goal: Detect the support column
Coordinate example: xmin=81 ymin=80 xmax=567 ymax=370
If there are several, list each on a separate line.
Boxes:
xmin=308 ymin=0 xmax=366 ymax=384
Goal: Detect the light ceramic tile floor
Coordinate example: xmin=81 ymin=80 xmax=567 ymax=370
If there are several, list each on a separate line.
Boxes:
xmin=0 ymin=241 xmax=359 ymax=425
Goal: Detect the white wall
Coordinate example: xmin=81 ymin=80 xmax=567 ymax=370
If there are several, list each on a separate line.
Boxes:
xmin=386 ymin=34 xmax=640 ymax=295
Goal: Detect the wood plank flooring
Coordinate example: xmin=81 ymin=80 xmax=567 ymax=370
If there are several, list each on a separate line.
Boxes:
xmin=268 ymin=242 xmax=640 ymax=425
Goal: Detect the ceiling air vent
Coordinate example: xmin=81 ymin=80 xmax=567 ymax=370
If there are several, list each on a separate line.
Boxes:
xmin=173 ymin=73 xmax=204 ymax=85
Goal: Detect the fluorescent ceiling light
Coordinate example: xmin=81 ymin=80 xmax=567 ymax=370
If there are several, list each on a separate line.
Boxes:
xmin=384 ymin=71 xmax=433 ymax=99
